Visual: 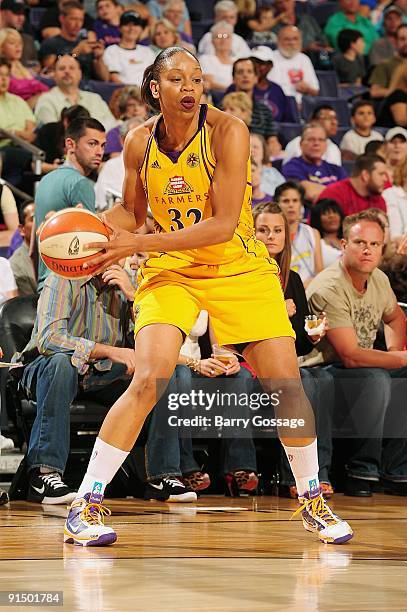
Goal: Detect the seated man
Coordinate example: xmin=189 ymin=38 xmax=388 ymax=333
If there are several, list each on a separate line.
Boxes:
xmin=282 ymin=124 xmax=347 ymax=203
xmin=39 ymin=0 xmax=106 ymax=81
xmin=268 ymin=26 xmax=320 ymax=105
xmin=14 ymin=263 xmax=137 ymax=504
xmin=316 ymin=154 xmax=387 ymax=215
xmin=305 ymin=210 xmax=407 ymax=496
xmin=34 ymin=55 xmax=117 ymax=130
xmin=9 ymin=200 xmax=36 ymax=296
xmin=324 ymin=0 xmax=378 ymax=55
xmin=369 ymin=24 xmax=407 ymax=101
xmin=283 ymin=105 xmax=341 ymax=166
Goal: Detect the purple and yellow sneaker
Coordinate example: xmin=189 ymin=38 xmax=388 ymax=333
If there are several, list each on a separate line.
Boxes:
xmin=291 ymin=489 xmax=353 ymax=545
xmin=63 ymin=488 xmax=117 ymax=547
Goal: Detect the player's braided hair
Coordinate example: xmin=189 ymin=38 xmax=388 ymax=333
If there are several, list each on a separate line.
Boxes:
xmin=141 ymin=46 xmax=199 ymax=112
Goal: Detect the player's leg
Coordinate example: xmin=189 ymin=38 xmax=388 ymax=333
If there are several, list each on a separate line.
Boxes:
xmin=64 ymin=323 xmax=184 ymax=547
xmin=243 ymin=337 xmax=353 ymax=544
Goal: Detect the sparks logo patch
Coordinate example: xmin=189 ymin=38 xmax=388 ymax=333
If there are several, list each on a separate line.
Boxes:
xmin=68 ymin=236 xmax=80 ymax=256
xmin=308 ymin=479 xmax=319 ymax=494
xmin=92 ymin=481 xmax=103 ymax=495
xmin=164 ymin=176 xmax=194 ymax=195
xmin=134 ymin=305 xmax=141 ymax=320
xmin=186 ymin=152 xmax=199 ymax=168
xmin=150 ymin=160 xmax=161 ymax=169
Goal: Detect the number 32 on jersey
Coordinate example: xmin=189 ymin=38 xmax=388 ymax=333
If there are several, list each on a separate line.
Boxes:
xmin=168 ymin=207 xmax=203 ymax=231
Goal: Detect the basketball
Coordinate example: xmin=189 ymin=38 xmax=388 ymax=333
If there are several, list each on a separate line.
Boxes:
xmin=39 ymin=208 xmax=110 ymax=279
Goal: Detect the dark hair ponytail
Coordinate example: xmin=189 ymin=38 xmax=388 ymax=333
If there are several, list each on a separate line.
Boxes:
xmin=141 ymin=46 xmax=200 ymax=113
xmin=141 ymin=63 xmax=159 ymax=111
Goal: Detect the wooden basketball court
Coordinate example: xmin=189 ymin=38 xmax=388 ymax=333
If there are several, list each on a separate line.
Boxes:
xmin=1 ymin=493 xmax=407 ymax=610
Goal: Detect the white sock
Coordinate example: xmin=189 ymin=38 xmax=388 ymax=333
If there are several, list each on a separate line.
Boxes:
xmin=76 ymin=437 xmax=129 ymax=500
xmin=283 ymin=438 xmax=320 ymax=498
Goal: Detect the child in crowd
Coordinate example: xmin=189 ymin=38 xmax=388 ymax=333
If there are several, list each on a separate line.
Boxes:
xmin=340 ymin=100 xmax=384 ymax=160
xmin=251 ymin=158 xmax=273 ymax=207
xmin=332 ymin=29 xmax=366 ymax=85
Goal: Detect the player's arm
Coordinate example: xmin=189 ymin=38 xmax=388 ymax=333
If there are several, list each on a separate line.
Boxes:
xmin=102 ymin=125 xmax=149 ymax=232
xmin=135 ymin=115 xmax=250 ymax=251
xmin=85 ymin=116 xmax=250 ymax=268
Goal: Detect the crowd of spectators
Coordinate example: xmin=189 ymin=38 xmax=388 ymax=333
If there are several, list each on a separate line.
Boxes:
xmin=1 ymin=0 xmax=407 ymax=505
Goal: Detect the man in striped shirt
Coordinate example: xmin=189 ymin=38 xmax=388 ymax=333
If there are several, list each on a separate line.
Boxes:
xmin=14 ymin=265 xmax=136 ymax=504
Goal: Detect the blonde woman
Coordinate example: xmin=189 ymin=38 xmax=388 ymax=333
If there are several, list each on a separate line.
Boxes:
xmin=150 ymin=18 xmax=181 ymax=55
xmin=222 ymin=91 xmax=253 ymax=125
xmin=377 ymin=63 xmax=407 ymax=127
xmin=0 ymin=28 xmax=49 ymax=109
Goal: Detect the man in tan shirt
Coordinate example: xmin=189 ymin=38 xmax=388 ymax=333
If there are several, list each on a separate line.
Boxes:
xmin=306 ymin=209 xmax=407 ymax=497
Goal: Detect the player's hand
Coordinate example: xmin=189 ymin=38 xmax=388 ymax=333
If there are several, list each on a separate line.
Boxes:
xmin=84 ymin=218 xmax=142 ymax=273
xmin=109 ymin=347 xmax=136 ymax=375
xmin=199 ymin=357 xmax=229 ymax=377
xmin=102 ymin=264 xmax=135 ymax=300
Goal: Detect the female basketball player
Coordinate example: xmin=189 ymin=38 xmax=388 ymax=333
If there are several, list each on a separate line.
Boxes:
xmin=63 ymin=48 xmax=352 ymax=546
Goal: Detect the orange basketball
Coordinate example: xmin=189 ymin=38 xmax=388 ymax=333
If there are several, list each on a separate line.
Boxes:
xmin=39 ymin=208 xmax=110 ymax=279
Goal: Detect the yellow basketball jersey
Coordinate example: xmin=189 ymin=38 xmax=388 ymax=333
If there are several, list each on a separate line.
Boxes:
xmin=140 ymin=104 xmax=268 ymax=265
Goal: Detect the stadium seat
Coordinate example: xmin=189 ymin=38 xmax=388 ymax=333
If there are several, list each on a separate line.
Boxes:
xmin=286 ymin=96 xmax=302 ymax=123
xmin=302 ymin=96 xmax=351 ymax=126
xmin=331 ymin=126 xmax=349 ymax=146
xmin=275 ymin=122 xmax=303 ymax=143
xmin=316 ymin=71 xmax=340 ymax=98
xmin=86 ymin=80 xmax=124 ymax=104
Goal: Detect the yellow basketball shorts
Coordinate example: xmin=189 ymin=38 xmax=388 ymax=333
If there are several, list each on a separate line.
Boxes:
xmin=133 ymin=252 xmax=295 ymax=347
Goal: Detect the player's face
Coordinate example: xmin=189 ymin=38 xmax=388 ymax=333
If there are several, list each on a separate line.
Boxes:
xmin=255 ymin=213 xmax=286 ymax=257
xmin=277 ymin=188 xmax=302 ymax=222
xmin=342 ymin=221 xmax=384 ymax=273
xmin=153 ymin=53 xmax=203 ymax=116
xmin=69 ymin=128 xmax=106 ymax=173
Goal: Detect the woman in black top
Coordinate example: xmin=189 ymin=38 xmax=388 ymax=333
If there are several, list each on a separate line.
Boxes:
xmin=253 ymin=201 xmax=335 ymax=498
